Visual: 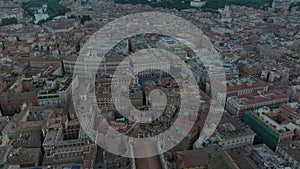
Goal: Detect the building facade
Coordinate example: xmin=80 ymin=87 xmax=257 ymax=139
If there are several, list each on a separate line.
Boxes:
xmin=276 ymin=140 xmax=300 ymax=169
xmin=226 ymin=90 xmax=289 ymax=117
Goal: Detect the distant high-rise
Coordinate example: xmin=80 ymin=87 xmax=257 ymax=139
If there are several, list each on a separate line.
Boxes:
xmin=190 ymin=0 xmax=206 ymax=8
xmin=123 ymin=39 xmax=133 ymax=54
xmin=287 ymin=85 xmax=300 ymax=102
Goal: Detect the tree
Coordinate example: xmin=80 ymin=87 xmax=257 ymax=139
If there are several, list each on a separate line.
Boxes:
xmin=22 ymin=0 xmax=71 ymax=24
xmin=202 ymin=0 xmax=271 ymax=10
xmin=1 ymin=17 xmax=18 ymax=26
xmin=80 ymin=15 xmax=91 ymax=24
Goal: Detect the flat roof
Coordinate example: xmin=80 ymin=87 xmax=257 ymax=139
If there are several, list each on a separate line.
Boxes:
xmin=7 ymin=148 xmax=41 ymax=166
xmin=10 ymin=130 xmax=42 ymax=148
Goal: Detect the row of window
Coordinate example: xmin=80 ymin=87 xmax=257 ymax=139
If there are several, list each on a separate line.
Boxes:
xmin=55 ymin=152 xmax=83 ymax=159
xmin=221 ymin=136 xmax=254 ymax=146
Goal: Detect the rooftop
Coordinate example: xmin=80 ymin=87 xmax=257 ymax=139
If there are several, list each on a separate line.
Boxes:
xmin=212 ymin=77 xmax=269 ymax=93
xmin=9 ymin=130 xmax=42 ymax=148
xmin=212 ymin=112 xmax=255 ymax=141
xmin=216 ymin=122 xmax=255 ymax=140
xmin=42 ymin=18 xmax=77 ymax=30
xmin=158 ymin=37 xmax=183 ymax=46
xmin=0 ymin=91 xmax=37 ymax=100
xmin=0 ymin=146 xmax=11 ymax=160
xmin=6 ymin=148 xmax=41 ymax=166
xmin=37 ymin=75 xmax=72 ymax=97
xmin=3 ymin=121 xmax=41 ymax=135
xmin=251 ymin=144 xmax=285 ymax=168
xmin=229 ymin=90 xmax=288 ymax=105
xmin=278 ymin=140 xmax=300 ymax=163
xmin=173 ymin=148 xmax=239 ymax=169
xmin=283 ymin=102 xmax=300 ymax=114
xmin=249 ymin=109 xmax=298 ymax=135
xmin=13 ymin=106 xmax=53 ymax=123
